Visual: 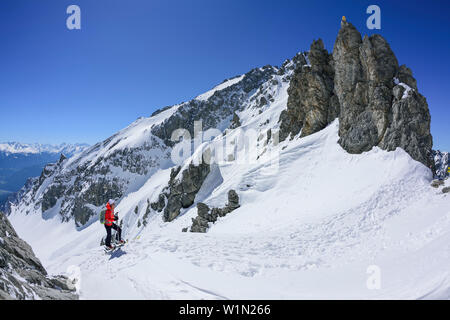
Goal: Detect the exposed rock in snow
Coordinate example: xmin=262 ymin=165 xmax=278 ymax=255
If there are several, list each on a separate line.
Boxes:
xmin=431 ymin=180 xmax=445 ymax=188
xmin=0 ymin=212 xmax=77 ymax=300
xmin=335 ymin=21 xmax=432 ymax=166
xmin=162 ymin=156 xmax=211 ymax=222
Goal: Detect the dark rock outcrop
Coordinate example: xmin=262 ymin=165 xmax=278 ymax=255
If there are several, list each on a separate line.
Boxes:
xmin=279 ymin=19 xmax=433 ymax=166
xmin=161 ymin=152 xmax=212 ymax=222
xmin=150 ymin=193 xmax=166 ymax=212
xmin=190 ymin=190 xmax=240 ymax=233
xmin=431 ymin=180 xmax=444 ymax=188
xmin=0 ymin=212 xmax=77 ymax=300
xmin=280 ymin=40 xmax=338 ymax=141
xmin=334 ymin=20 xmax=432 ymax=166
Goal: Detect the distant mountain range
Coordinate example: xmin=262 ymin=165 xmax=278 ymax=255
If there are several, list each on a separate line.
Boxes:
xmin=0 ymin=142 xmax=88 ymax=155
xmin=0 ymin=142 xmax=89 ymax=206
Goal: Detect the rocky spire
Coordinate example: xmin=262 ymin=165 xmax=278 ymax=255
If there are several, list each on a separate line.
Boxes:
xmin=279 ymin=19 xmax=433 ymax=166
xmin=334 ymin=20 xmax=432 ymax=165
xmin=279 ymin=39 xmax=338 ymax=141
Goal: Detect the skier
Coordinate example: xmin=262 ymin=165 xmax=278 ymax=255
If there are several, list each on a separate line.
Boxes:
xmin=104 ymin=199 xmax=125 ymax=251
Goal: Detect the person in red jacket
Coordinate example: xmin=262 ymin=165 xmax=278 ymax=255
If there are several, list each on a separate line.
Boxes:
xmin=104 ymin=199 xmax=124 ymax=250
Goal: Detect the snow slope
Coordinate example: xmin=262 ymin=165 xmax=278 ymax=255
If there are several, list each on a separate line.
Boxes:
xmin=6 ymin=53 xmax=450 ymax=300
xmin=9 ymin=118 xmax=450 ymax=299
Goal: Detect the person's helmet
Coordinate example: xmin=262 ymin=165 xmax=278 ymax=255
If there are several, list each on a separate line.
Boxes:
xmin=108 ymin=199 xmax=115 ymax=205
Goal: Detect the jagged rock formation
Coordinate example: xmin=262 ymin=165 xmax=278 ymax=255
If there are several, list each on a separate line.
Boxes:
xmin=151 ymin=67 xmax=277 ymax=146
xmin=280 ymin=19 xmax=433 ymax=166
xmin=189 ymin=190 xmax=240 ymax=233
xmin=154 ymin=151 xmax=212 ymax=222
xmin=279 ymin=40 xmax=339 ymax=141
xmin=431 ymin=180 xmax=444 ymax=188
xmin=229 ymin=112 xmax=241 ymax=129
xmin=0 ymin=213 xmax=77 ymax=300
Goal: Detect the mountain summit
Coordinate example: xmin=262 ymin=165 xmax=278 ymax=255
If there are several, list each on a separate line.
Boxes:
xmin=279 ymin=20 xmax=432 ymax=166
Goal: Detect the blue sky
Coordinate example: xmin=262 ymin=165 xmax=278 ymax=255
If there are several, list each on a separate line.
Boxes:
xmin=0 ymin=0 xmax=449 ymax=150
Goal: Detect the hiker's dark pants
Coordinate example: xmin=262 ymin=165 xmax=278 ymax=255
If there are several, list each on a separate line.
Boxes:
xmin=105 ymin=223 xmax=122 ymax=247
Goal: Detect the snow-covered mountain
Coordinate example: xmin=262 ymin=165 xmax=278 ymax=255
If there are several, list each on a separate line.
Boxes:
xmin=0 ymin=143 xmax=89 ymax=208
xmin=5 ymin=20 xmax=450 ymax=299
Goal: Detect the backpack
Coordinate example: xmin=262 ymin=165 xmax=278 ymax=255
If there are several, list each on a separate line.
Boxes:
xmin=99 ymin=209 xmax=106 ymax=224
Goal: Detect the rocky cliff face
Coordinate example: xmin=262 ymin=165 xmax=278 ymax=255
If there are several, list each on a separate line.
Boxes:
xmin=151 ymin=67 xmax=276 ymax=146
xmin=162 ymin=160 xmax=211 ymax=222
xmin=0 ymin=212 xmax=77 ymax=300
xmin=279 ymin=41 xmax=339 ymax=141
xmin=280 ymin=19 xmax=433 ymax=166
xmin=189 ymin=189 xmax=240 ymax=233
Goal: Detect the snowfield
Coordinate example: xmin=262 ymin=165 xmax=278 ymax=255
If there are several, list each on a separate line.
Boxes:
xmin=9 ymin=119 xmax=450 ymax=299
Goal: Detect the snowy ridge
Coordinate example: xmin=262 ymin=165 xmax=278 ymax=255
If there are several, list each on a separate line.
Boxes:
xmin=7 ymin=59 xmax=287 ymax=227
xmin=195 ymin=75 xmax=245 ymax=101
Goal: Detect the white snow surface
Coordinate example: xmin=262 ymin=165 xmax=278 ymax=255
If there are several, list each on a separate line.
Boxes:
xmin=9 ymin=119 xmax=450 ymax=299
xmin=7 ymin=68 xmax=450 ymax=300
